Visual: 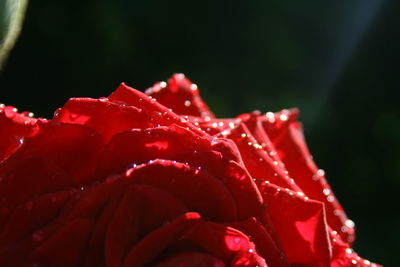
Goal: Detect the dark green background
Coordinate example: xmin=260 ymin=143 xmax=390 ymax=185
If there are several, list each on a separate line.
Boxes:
xmin=0 ymin=0 xmax=398 ymax=265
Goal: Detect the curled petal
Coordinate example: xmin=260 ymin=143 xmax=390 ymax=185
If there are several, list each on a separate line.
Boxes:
xmin=0 ymin=105 xmax=37 ymax=162
xmin=145 ymin=73 xmax=215 ymax=119
xmin=261 ymin=182 xmax=331 ymax=267
xmin=264 ymin=119 xmax=353 ymax=244
xmin=108 ymin=83 xmax=207 ymax=137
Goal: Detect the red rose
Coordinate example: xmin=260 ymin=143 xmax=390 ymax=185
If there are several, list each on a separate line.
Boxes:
xmin=0 ymin=74 xmax=379 ymax=267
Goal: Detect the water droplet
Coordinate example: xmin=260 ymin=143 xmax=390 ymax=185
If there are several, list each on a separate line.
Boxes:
xmin=273 ymin=161 xmax=278 ymax=165
xmin=351 ymin=259 xmax=357 ymax=264
xmin=184 ymin=100 xmax=191 ymax=107
xmin=323 ymin=189 xmax=330 ymax=195
xmin=317 ymin=169 xmax=325 ymax=176
xmin=279 ymin=113 xmax=288 ymax=121
xmin=345 ymin=219 xmax=355 ymax=228
xmin=190 ymin=83 xmax=198 ymax=91
xmin=266 ymin=112 xmax=275 ymax=123
xmin=160 ymin=81 xmax=167 ymax=88
xmin=53 ymin=108 xmax=61 ymax=117
xmin=327 ymin=195 xmax=334 ymax=202
xmin=346 ymin=248 xmax=353 ymax=254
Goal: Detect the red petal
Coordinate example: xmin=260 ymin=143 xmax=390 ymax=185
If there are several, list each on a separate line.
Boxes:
xmin=232 ymin=217 xmax=289 ymax=267
xmin=53 ymin=97 xmax=152 ymax=142
xmin=105 ymin=184 xmax=188 ymax=267
xmin=96 ymin=125 xmax=211 ymax=177
xmin=218 ymin=121 xmax=301 ymax=192
xmin=125 ymin=160 xmax=237 ymax=222
xmin=123 ymin=212 xmax=202 ymax=266
xmin=31 ymin=218 xmax=94 ymax=266
xmin=108 ymin=83 xmax=207 ymax=137
xmin=264 ymin=118 xmax=354 ymax=244
xmin=123 ymin=213 xmax=267 ymax=267
xmin=97 ymin=125 xmax=262 ymax=221
xmin=260 ymin=182 xmax=331 ymax=267
xmin=0 ymin=105 xmax=37 ymax=162
xmin=145 ymin=73 xmax=215 ymax=119
xmin=0 ymin=121 xmax=104 ymax=229
xmin=154 ymin=252 xmax=225 ymax=267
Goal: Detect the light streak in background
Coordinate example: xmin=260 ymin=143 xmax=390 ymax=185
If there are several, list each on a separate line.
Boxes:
xmin=308 ymin=0 xmax=385 ymax=127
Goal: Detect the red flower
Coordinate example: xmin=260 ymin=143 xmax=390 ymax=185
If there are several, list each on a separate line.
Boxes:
xmin=0 ymin=74 xmax=379 ymax=267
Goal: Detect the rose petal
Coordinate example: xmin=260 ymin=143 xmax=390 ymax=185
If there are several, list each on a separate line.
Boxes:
xmin=264 ymin=119 xmax=354 ymax=244
xmin=108 ymin=83 xmax=207 ymax=137
xmin=145 ymin=73 xmax=215 ymax=119
xmin=0 ymin=120 xmax=104 ymax=229
xmin=125 ymin=160 xmax=237 ymax=222
xmin=153 ymin=252 xmax=225 ymax=267
xmin=31 ymin=218 xmax=94 ymax=266
xmin=260 ymin=182 xmax=331 ymax=267
xmin=53 ymin=97 xmax=152 ymax=142
xmin=105 ymin=184 xmax=189 ymax=267
xmin=218 ymin=121 xmax=302 ymax=192
xmin=0 ymin=105 xmax=37 ymax=162
xmin=96 ymin=125 xmax=212 ymax=177
xmin=232 ymin=217 xmax=289 ymax=267
xmin=123 ymin=213 xmax=267 ymax=267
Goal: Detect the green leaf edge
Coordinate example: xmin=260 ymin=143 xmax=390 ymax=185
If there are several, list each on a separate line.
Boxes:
xmin=0 ymin=0 xmax=29 ymax=71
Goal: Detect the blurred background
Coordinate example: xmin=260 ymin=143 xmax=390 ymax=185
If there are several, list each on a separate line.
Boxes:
xmin=0 ymin=0 xmax=398 ymax=265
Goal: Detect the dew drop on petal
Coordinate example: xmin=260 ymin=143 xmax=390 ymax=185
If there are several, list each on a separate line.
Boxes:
xmin=279 ymin=113 xmax=288 ymax=121
xmin=345 ymin=219 xmax=355 ymax=228
xmin=317 ymin=169 xmax=325 ymax=176
xmin=190 ymin=83 xmax=198 ymax=91
xmin=266 ymin=112 xmax=275 ymax=123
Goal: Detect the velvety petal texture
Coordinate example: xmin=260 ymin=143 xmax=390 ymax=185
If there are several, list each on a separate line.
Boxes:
xmin=0 ymin=75 xmax=379 ymax=267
